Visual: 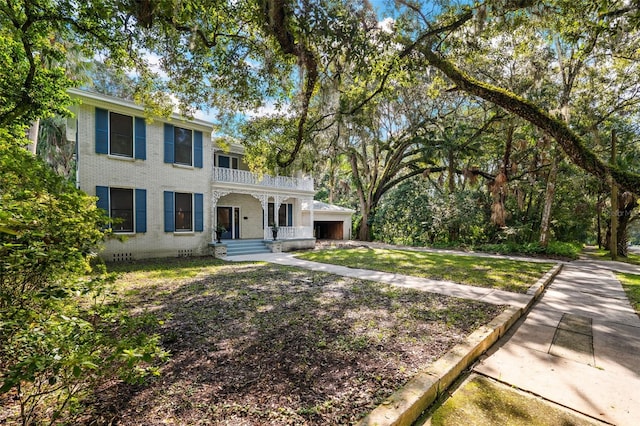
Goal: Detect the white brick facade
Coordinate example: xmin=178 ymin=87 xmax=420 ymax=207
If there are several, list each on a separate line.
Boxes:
xmin=71 ymin=89 xmax=321 ymax=260
xmin=72 ymin=90 xmax=213 ymax=260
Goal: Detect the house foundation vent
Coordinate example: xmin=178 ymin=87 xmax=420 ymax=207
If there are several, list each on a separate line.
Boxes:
xmin=177 ymin=249 xmax=193 ymax=257
xmin=112 ymin=252 xmax=133 ymax=262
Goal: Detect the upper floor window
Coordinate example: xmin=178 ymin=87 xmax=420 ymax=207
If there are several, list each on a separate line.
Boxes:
xmin=109 ymin=112 xmax=133 ymax=157
xmin=217 ymin=154 xmax=239 ymax=169
xmin=174 ymin=127 xmax=193 ymax=166
xmin=95 ymin=186 xmax=147 ymax=233
xmin=164 ymin=124 xmax=203 ymax=168
xmin=95 ymin=108 xmax=146 ymax=159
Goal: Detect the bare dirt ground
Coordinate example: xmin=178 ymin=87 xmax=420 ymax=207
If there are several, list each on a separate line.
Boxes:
xmin=88 ymin=259 xmax=506 ymax=425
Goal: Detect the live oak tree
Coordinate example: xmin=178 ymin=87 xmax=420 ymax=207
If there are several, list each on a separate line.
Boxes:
xmin=390 ymin=0 xmax=640 ymax=195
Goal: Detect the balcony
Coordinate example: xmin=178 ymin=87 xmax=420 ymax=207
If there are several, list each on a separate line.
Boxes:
xmin=213 ymin=167 xmax=314 ymax=192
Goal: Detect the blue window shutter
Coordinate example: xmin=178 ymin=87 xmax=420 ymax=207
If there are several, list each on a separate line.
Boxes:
xmin=164 ymin=191 xmax=175 ymax=232
xmin=288 ymin=204 xmax=293 ymax=226
xmin=164 ymin=123 xmax=174 ymax=164
xmin=135 ymin=189 xmax=147 ymax=233
xmin=95 ymin=108 xmax=108 ymax=154
xmin=194 ymin=130 xmax=203 ymax=168
xmin=96 ymin=186 xmax=109 ymax=212
xmin=96 ymin=186 xmax=110 ymax=229
xmin=194 ymin=193 xmax=204 ymax=232
xmin=134 ymin=117 xmax=146 ymax=160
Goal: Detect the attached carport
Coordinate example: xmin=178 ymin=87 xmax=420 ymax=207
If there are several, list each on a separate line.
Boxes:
xmin=302 ymin=200 xmax=355 ymax=240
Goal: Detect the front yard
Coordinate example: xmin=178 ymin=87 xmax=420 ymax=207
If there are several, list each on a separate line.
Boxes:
xmin=297 ymin=248 xmax=554 ymax=293
xmin=92 ymin=257 xmax=508 ymax=425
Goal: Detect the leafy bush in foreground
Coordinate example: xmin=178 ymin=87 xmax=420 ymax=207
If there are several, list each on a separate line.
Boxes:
xmin=0 ymin=135 xmax=168 ymax=425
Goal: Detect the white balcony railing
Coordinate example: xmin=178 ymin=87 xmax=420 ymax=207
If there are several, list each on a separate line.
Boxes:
xmin=265 ymin=226 xmax=313 ymax=240
xmin=213 ymin=167 xmax=314 ymax=191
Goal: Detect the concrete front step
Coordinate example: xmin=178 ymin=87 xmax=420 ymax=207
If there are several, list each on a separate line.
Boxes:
xmin=222 ymin=239 xmax=271 ymax=256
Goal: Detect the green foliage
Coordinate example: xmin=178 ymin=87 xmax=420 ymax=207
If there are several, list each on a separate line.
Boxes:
xmin=373 ymin=178 xmax=493 ymax=246
xmin=475 ymin=241 xmax=582 ymax=260
xmin=0 ymin=135 xmax=168 ymax=424
xmin=0 ymin=2 xmax=73 ymax=134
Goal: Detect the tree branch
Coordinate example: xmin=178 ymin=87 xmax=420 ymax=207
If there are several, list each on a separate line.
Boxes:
xmin=419 ymin=47 xmax=640 ymax=195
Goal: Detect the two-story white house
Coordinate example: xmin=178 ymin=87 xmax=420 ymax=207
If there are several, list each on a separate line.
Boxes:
xmin=69 ymin=89 xmax=350 ymax=261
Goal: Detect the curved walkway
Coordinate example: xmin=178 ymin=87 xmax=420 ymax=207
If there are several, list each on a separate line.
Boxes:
xmin=228 ymin=249 xmax=640 ymax=425
xmin=228 ymin=252 xmax=537 ymax=308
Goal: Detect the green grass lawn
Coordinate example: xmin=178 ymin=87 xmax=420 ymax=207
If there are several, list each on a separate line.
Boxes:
xmin=617 ymin=272 xmax=640 ymax=317
xmin=297 ymin=248 xmax=555 ymax=293
xmin=586 ymin=248 xmax=640 ymax=265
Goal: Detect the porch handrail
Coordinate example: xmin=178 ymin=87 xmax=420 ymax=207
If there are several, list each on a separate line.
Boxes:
xmin=265 ymin=226 xmax=313 ymax=240
xmin=213 ymin=167 xmax=313 ymax=191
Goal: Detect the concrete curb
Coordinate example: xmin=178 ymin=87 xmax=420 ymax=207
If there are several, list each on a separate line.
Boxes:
xmin=525 ymin=263 xmax=564 ymax=304
xmin=357 ymin=262 xmax=563 ymax=426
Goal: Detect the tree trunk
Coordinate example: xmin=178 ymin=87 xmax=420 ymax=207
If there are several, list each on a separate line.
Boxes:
xmin=447 ymin=150 xmax=459 ymax=241
xmin=358 ymin=206 xmax=372 ymax=241
xmin=350 ymin=152 xmax=373 ymax=241
xmin=26 ymin=119 xmax=40 ymax=154
xmin=616 ymin=192 xmax=638 ymax=257
xmin=610 ymin=130 xmax=618 ymax=260
xmin=596 ymin=194 xmax=602 ymax=249
xmin=539 ymin=152 xmax=559 ymax=247
xmin=617 ymin=213 xmax=628 ymax=257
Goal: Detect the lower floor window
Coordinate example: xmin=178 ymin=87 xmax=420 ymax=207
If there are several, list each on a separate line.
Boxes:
xmin=96 ymin=186 xmax=146 ymax=233
xmin=175 ymin=192 xmax=193 ymax=231
xmin=265 ymin=202 xmax=293 ymax=227
xmin=164 ymin=191 xmax=203 ymax=233
xmin=110 ymin=188 xmax=134 ymax=232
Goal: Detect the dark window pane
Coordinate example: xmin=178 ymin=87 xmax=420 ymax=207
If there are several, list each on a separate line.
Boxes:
xmin=174 ymin=127 xmax=192 ymax=165
xmin=218 ymin=155 xmax=230 ymax=168
xmin=175 ymin=192 xmax=192 ymax=231
xmin=110 ymin=188 xmax=134 ymax=232
xmin=110 ymin=112 xmax=133 ymax=157
xmin=268 ymin=202 xmax=275 ymax=226
xmin=278 ymin=204 xmax=287 ymax=227
xmin=232 ymin=157 xmax=239 ymax=169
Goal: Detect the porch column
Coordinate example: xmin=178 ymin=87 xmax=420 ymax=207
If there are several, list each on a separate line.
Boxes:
xmin=308 ymin=198 xmax=314 ymax=238
xmin=263 ymin=196 xmax=269 ymax=240
xmin=273 ymin=195 xmax=282 ymax=228
xmin=211 ymin=191 xmax=230 ymax=241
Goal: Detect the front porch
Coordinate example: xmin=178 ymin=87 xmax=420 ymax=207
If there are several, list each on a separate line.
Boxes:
xmin=211 ymin=191 xmax=315 ymax=241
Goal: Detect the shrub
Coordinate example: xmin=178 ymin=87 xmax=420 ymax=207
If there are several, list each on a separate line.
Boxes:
xmin=0 ymin=134 xmax=168 ymax=424
xmin=474 ymin=241 xmax=582 ymax=260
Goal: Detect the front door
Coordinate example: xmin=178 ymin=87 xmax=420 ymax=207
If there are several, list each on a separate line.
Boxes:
xmin=217 ymin=206 xmax=240 ymax=239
